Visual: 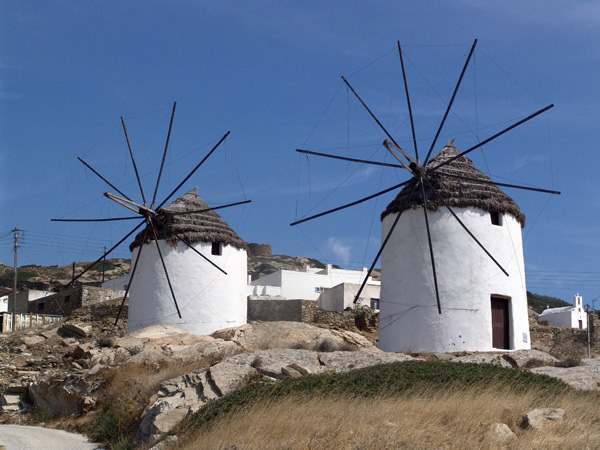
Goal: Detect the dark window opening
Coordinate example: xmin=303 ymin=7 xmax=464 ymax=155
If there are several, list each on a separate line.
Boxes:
xmin=64 ymin=295 xmax=71 ymax=303
xmin=370 ymin=298 xmax=380 ymax=310
xmin=490 ymin=211 xmax=501 ymax=226
xmin=38 ymin=303 xmax=45 ymax=312
xmin=211 ymin=242 xmax=222 ymax=256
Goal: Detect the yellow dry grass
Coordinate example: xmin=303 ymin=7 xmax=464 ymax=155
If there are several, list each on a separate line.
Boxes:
xmin=177 ymin=389 xmax=600 ymax=450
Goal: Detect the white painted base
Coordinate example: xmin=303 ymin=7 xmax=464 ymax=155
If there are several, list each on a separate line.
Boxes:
xmin=128 ymin=240 xmax=247 ymax=336
xmin=379 ymin=207 xmax=530 ymax=353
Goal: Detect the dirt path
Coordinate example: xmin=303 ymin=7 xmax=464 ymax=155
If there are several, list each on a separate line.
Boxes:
xmin=0 ymin=425 xmax=100 ymax=449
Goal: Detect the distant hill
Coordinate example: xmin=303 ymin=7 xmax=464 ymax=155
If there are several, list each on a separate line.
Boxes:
xmin=527 ymin=291 xmax=570 ymax=314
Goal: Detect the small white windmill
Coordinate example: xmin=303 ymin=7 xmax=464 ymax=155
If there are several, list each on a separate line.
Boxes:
xmin=53 ymin=102 xmax=251 ymax=334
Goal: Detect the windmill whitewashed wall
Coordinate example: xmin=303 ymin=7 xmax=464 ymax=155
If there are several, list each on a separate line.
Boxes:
xmin=379 ymin=142 xmax=531 ymax=352
xmin=128 ymin=188 xmax=247 ymax=335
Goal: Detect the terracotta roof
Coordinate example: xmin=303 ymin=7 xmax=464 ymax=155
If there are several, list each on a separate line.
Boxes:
xmin=381 ymin=140 xmax=526 ymax=227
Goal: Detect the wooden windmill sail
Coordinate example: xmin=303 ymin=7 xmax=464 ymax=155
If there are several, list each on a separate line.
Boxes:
xmin=291 ymin=40 xmax=560 ymax=351
xmin=52 ymin=102 xmax=250 ymax=330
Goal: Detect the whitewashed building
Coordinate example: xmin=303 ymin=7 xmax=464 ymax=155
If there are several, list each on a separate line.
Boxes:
xmin=128 ymin=188 xmax=248 ymax=335
xmin=379 ymin=141 xmax=531 ymax=353
xmin=318 ymin=282 xmax=381 ymax=311
xmin=248 ymin=264 xmax=380 ymax=305
xmin=539 ymin=294 xmax=587 ymax=329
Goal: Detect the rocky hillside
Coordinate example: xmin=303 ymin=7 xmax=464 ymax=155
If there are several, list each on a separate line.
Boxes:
xmin=0 ymin=259 xmax=131 ymax=292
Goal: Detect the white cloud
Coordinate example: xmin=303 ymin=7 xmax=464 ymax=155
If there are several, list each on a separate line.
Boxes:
xmin=327 ymin=237 xmax=351 ymax=266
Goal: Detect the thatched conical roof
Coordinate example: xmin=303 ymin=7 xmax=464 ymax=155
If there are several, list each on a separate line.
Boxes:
xmin=381 ymin=140 xmax=526 ymax=227
xmin=130 ymin=188 xmax=248 ymax=251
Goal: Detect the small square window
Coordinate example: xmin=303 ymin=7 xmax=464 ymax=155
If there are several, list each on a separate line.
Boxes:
xmin=490 ymin=211 xmax=502 ymax=226
xmin=39 ymin=303 xmax=45 ymax=311
xmin=64 ymin=295 xmax=71 ymax=303
xmin=370 ymin=298 xmax=380 ymax=309
xmin=211 ymin=242 xmax=222 ymax=256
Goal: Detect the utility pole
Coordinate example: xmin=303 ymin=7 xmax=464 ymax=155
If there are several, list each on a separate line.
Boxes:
xmin=11 ymin=227 xmax=18 ymax=332
xmin=586 ymin=304 xmax=591 ymax=359
xmin=101 ymin=246 xmax=106 ymax=284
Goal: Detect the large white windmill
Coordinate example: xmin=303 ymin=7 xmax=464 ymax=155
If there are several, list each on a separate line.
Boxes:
xmin=292 ymin=40 xmax=559 ymax=352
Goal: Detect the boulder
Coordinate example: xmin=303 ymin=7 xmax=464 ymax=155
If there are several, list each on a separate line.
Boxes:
xmin=129 ymin=325 xmax=212 ymax=346
xmin=208 ymin=358 xmax=259 ymax=397
xmin=529 ymin=358 xmax=600 ymax=390
xmin=138 ymin=369 xmax=215 ymax=441
xmin=59 ymin=323 xmax=93 ymax=338
xmin=451 ymin=353 xmax=512 ymax=368
xmin=213 ymin=321 xmax=372 ymax=352
xmin=318 ymin=347 xmax=420 ymax=372
xmin=129 ymin=347 xmax=173 ymax=365
xmin=486 ymin=422 xmax=517 ymax=442
xmin=524 ymin=408 xmax=565 ymax=429
xmin=28 ymin=379 xmax=88 ymax=416
xmin=20 ymin=335 xmax=46 ymax=347
xmin=113 ymin=336 xmax=145 ymax=355
xmin=0 ymin=393 xmax=23 ymax=412
xmin=170 ymin=340 xmax=241 ymax=363
xmin=503 ymin=349 xmax=559 ymax=368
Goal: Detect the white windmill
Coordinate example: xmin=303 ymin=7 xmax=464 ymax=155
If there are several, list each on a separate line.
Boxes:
xmin=291 ymin=40 xmax=559 ymax=352
xmin=53 ymin=102 xmax=251 ymax=335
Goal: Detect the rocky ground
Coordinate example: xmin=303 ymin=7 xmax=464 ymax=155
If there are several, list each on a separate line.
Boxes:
xmin=0 ymin=298 xmax=598 ymax=448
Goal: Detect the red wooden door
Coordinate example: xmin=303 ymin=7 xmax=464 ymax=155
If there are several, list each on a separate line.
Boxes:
xmin=491 ymin=296 xmax=510 ymax=349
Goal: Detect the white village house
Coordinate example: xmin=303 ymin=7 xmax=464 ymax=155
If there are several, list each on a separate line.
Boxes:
xmin=539 ymin=294 xmax=588 ymax=329
xmin=127 ymin=188 xmax=248 ymax=335
xmin=248 ymin=264 xmax=380 ymax=310
xmin=379 ymin=141 xmax=531 ymax=353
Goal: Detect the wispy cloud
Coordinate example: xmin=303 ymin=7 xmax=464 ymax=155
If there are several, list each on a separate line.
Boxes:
xmin=328 ymin=237 xmax=351 ymax=265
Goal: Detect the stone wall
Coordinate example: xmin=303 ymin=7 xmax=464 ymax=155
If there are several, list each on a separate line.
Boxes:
xmin=247 ymin=299 xmax=379 ymax=335
xmin=248 ymin=299 xmax=317 ymax=322
xmin=28 ymin=286 xmax=125 ymax=316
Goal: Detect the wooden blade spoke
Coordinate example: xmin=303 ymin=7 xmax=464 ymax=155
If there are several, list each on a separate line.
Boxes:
xmin=151 ymin=102 xmax=177 ymax=209
xmin=78 ymin=157 xmax=133 ymax=202
xmin=121 ymin=117 xmax=148 ymax=206
xmin=68 ymin=220 xmax=146 ymax=288
xmin=424 ymin=39 xmax=478 ymax=165
xmin=157 ymin=131 xmax=230 ymax=210
xmin=115 ymin=225 xmax=150 ymax=325
xmin=296 ymin=149 xmax=404 ymax=169
xmin=290 ymin=180 xmax=410 ymax=227
xmin=382 ymin=140 xmax=416 ymax=171
xmin=168 ymin=200 xmax=252 ymax=216
xmin=51 ymin=216 xmax=140 ymax=222
xmin=398 ymin=41 xmax=419 ymax=162
xmin=437 ymin=172 xmax=561 ymax=195
xmin=353 ymin=183 xmax=419 ymax=304
xmin=149 ymin=221 xmax=182 ymax=319
xmin=341 ymin=76 xmax=402 ymax=149
xmin=423 ymin=177 xmax=509 ymax=277
xmin=430 ymin=104 xmax=554 ymax=172
xmin=156 ymin=219 xmax=228 ymax=275
xmin=420 ymin=181 xmax=442 ymax=314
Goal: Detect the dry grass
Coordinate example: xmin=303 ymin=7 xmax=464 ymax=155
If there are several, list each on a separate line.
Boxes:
xmin=176 ymin=388 xmax=600 ymax=450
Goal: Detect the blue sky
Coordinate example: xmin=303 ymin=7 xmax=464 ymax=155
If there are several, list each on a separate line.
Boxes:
xmin=1 ymin=1 xmax=600 ymax=304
